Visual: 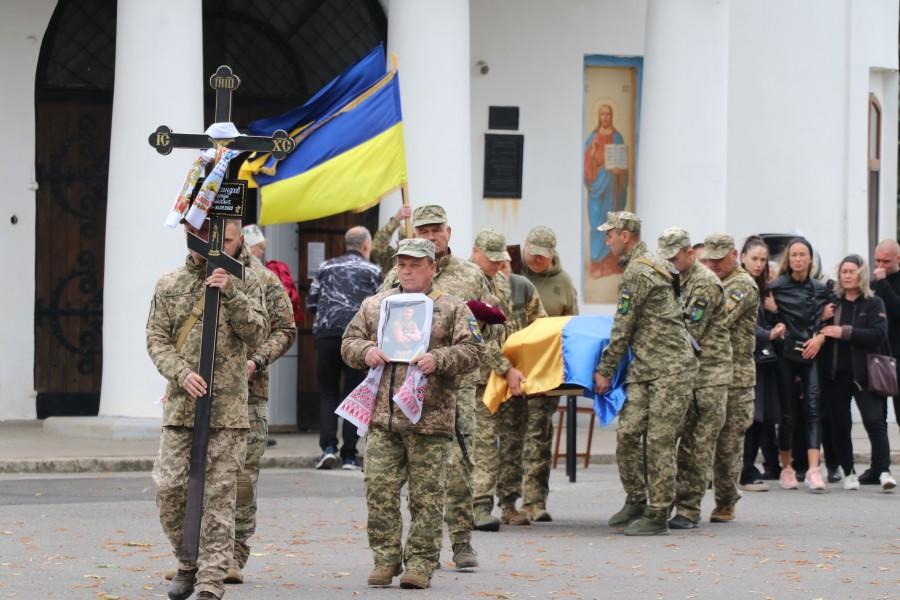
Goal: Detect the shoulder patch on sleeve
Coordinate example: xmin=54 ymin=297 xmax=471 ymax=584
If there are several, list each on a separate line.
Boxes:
xmin=617 ymin=290 xmax=633 ymax=316
xmin=467 ymin=317 xmax=483 ymax=342
xmin=689 ymin=298 xmax=708 ymax=322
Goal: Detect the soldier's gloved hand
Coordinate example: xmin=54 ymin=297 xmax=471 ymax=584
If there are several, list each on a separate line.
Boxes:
xmin=593 ymin=372 xmax=611 ymax=395
xmin=206 ymin=268 xmax=232 ymax=293
xmin=505 ymin=368 xmax=527 ymax=396
xmin=365 ymin=347 xmax=390 ymax=368
xmin=246 ymin=360 xmax=257 ymax=379
xmin=182 ymin=372 xmax=208 ymax=398
xmin=411 ymin=352 xmax=436 ymax=375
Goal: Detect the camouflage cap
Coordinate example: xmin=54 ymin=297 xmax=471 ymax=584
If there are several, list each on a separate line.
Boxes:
xmin=474 ymin=228 xmax=511 ymax=262
xmin=657 ymin=227 xmax=691 ymax=259
xmin=597 ymin=211 xmax=641 ymax=233
xmin=394 ymin=237 xmax=436 ymax=260
xmin=704 ymin=233 xmax=735 ymax=260
xmin=412 ymin=205 xmax=448 ymax=227
xmin=242 ymin=224 xmax=265 ymax=247
xmin=526 ymin=226 xmax=556 ymax=258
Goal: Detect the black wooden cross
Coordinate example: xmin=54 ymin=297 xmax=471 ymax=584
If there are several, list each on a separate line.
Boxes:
xmin=147 ymin=65 xmax=293 ymax=563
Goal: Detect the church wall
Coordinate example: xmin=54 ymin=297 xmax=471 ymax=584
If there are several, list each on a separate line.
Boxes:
xmin=469 ymin=0 xmax=647 ymax=314
xmin=0 ymin=1 xmax=57 ymax=420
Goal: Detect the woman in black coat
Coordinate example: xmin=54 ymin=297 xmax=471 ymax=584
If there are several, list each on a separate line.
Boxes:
xmin=769 ymin=238 xmax=831 ymax=492
xmin=818 ymin=255 xmax=895 ymax=490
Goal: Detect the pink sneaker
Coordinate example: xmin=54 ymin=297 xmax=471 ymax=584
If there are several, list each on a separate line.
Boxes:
xmin=779 ymin=467 xmax=799 ymax=489
xmin=806 ymin=468 xmax=826 ymax=492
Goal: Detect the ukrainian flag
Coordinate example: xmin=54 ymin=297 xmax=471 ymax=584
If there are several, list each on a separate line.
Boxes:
xmin=241 ymin=47 xmax=407 ymax=225
xmin=484 ymin=316 xmax=632 ymax=425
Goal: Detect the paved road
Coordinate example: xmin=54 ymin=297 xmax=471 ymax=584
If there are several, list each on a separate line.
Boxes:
xmin=0 ymin=467 xmax=897 ymax=599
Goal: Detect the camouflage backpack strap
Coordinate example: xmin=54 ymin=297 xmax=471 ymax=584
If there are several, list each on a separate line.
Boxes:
xmin=175 ymin=294 xmax=206 ymax=352
xmin=634 ymin=257 xmax=673 ymax=282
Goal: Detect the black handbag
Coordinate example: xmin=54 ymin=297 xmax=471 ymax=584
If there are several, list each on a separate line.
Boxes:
xmin=782 ymin=333 xmax=812 ymax=364
xmin=754 ymin=340 xmax=779 ymax=364
xmin=867 ymin=337 xmax=898 ymax=397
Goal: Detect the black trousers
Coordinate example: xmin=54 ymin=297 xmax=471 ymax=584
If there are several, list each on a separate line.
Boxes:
xmin=822 ymin=376 xmax=891 ymax=474
xmin=742 ymin=421 xmax=779 ymax=479
xmin=775 ymin=358 xmax=821 ymax=453
xmin=315 ymin=335 xmax=364 ymax=457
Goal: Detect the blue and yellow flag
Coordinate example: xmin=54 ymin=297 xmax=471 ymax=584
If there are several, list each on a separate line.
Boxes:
xmin=241 ymin=46 xmax=407 ymax=225
xmin=484 ymin=316 xmax=632 ymax=425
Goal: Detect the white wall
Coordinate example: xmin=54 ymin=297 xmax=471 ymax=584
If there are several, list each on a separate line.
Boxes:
xmin=727 ymin=0 xmax=898 ymax=275
xmin=0 ymin=1 xmax=57 ymax=420
xmin=264 ymin=223 xmax=299 ymax=427
xmin=470 ymin=0 xmax=647 ymax=312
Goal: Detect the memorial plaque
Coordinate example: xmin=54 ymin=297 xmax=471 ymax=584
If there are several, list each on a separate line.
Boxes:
xmin=489 ymin=106 xmax=519 ymax=131
xmin=192 ymin=178 xmax=247 ymax=218
xmin=483 ymin=133 xmax=524 ymax=199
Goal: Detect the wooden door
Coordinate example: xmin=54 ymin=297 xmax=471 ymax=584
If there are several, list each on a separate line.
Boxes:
xmin=34 ymin=102 xmax=111 ymax=418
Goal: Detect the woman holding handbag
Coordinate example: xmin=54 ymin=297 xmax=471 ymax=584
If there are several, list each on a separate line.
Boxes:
xmin=818 ymin=255 xmax=896 ymax=491
xmin=769 ymin=238 xmax=832 ymax=491
xmin=740 ymin=237 xmax=785 ymax=490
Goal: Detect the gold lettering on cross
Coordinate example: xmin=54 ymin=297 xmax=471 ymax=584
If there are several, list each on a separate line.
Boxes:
xmin=155 ymin=132 xmax=170 ymax=147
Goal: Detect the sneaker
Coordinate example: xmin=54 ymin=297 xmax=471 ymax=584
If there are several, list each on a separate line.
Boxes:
xmin=739 ymin=478 xmax=769 ymax=492
xmin=367 ymin=564 xmax=402 ymax=587
xmin=843 ymin=473 xmax=860 ymax=490
xmin=879 ymin=471 xmax=897 ymax=491
xmin=857 ymin=469 xmax=880 ymax=485
xmin=805 ymin=468 xmax=826 ymax=493
xmin=316 ymin=446 xmax=339 ymax=470
xmin=341 ymin=456 xmax=361 ymax=471
xmin=500 ymin=504 xmax=531 ymax=526
xmin=452 ymin=542 xmax=478 ymax=570
xmin=779 ymin=467 xmax=799 ymax=490
xmin=827 ymin=466 xmax=844 ymax=483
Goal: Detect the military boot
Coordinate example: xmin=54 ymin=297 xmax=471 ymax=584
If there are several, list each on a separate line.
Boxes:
xmin=473 ymin=504 xmax=501 ymax=532
xmin=710 ymin=505 xmax=735 ymax=523
xmin=624 ymin=509 xmax=669 ymax=536
xmin=452 ymin=542 xmax=479 ymax=570
xmin=195 ymin=592 xmax=218 ymax=600
xmin=167 ymin=568 xmax=197 ymax=600
xmin=367 ymin=563 xmax=402 ymax=586
xmin=399 ymin=569 xmax=431 ymax=589
xmin=607 ymin=500 xmax=645 ymax=528
xmin=523 ymin=502 xmax=552 ymax=522
xmin=224 ymin=565 xmax=243 ymax=584
xmin=500 ymin=504 xmax=531 ymax=526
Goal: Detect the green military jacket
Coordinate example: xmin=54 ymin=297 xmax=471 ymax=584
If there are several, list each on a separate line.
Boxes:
xmin=522 ymin=252 xmax=579 ymax=317
xmin=341 ymin=286 xmax=484 ymax=438
xmin=721 ymin=265 xmax=759 ymax=388
xmin=382 ymin=250 xmax=504 ymax=434
xmin=597 ymin=241 xmax=698 ymax=383
xmin=507 ymin=272 xmax=548 ymax=331
xmin=146 ymin=254 xmax=269 ymax=429
xmin=478 ymin=270 xmax=513 ymax=383
xmin=244 ymin=247 xmax=297 ymax=403
xmin=681 ymin=260 xmax=732 ymax=388
xmin=370 ymin=216 xmax=407 ymax=275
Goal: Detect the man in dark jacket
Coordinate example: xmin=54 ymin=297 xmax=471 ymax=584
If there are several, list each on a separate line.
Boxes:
xmin=309 ymin=226 xmax=383 ymax=469
xmin=873 ymin=239 xmax=900 ymax=459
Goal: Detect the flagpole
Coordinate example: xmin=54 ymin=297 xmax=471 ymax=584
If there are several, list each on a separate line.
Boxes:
xmin=401 ymin=181 xmax=413 ymax=238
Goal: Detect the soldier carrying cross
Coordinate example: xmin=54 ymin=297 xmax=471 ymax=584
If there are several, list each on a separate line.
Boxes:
xmin=145 ymin=65 xmax=291 ymax=600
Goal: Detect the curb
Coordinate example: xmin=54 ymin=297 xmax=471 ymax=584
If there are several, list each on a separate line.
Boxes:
xmin=0 ymin=451 xmax=889 ymax=475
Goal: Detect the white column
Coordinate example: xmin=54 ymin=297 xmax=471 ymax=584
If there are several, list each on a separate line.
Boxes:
xmin=385 ymin=0 xmax=473 ymax=249
xmin=99 ymin=0 xmax=204 ymax=418
xmin=636 ymin=0 xmax=730 ymax=243
xmin=263 ymin=224 xmax=299 ymax=427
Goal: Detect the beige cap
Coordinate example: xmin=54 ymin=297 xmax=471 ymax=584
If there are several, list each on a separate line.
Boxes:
xmin=474 ymin=228 xmax=511 ymax=262
xmin=597 ymin=211 xmax=641 ymax=233
xmin=657 ymin=227 xmax=691 ymax=259
xmin=412 ymin=205 xmax=448 ymax=228
xmin=242 ymin=224 xmax=265 ymax=247
xmin=704 ymin=233 xmax=735 ymax=260
xmin=394 ymin=238 xmax=436 ymax=260
xmin=526 ymin=226 xmax=556 ymax=258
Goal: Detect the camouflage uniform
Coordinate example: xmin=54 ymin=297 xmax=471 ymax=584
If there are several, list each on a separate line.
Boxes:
xmin=342 ymin=239 xmax=483 ymax=577
xmin=371 ymin=215 xmax=408 ymax=275
xmin=521 ymin=227 xmax=578 ymax=516
xmin=657 ymin=229 xmax=733 ymax=525
xmin=146 ymin=252 xmax=268 ymax=598
xmin=595 ymin=213 xmax=698 ymax=520
xmin=709 ymin=234 xmax=759 ymax=511
xmin=381 ymin=209 xmax=504 ymax=548
xmin=474 ymin=270 xmax=548 ymax=514
xmin=233 ymin=247 xmax=296 ymax=570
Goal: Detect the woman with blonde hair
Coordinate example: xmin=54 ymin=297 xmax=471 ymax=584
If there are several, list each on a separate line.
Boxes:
xmin=818 ymin=255 xmax=895 ymax=490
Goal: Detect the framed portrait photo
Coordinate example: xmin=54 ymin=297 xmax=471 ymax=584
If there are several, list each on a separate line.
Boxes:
xmin=377 ymin=293 xmax=434 ymax=363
